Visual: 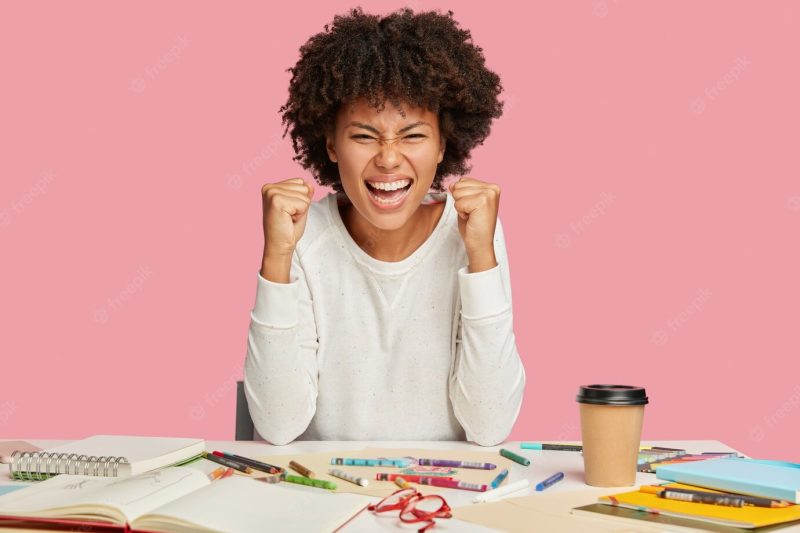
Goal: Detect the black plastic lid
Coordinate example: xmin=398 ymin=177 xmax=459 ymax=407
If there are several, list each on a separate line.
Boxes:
xmin=576 ymin=384 xmax=648 ymax=406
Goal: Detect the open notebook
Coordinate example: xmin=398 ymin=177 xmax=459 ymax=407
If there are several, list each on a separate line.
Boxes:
xmin=0 ymin=467 xmax=372 ymax=532
xmin=8 ymin=435 xmax=205 ymax=480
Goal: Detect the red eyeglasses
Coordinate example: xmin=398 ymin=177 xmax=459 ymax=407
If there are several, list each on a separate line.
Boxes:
xmin=368 ymin=487 xmax=453 ymax=532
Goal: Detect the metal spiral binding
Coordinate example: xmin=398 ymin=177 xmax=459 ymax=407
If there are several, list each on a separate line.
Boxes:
xmin=9 ymin=450 xmax=129 ymax=481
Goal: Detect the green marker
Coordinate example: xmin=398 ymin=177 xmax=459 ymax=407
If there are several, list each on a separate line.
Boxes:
xmin=284 ymin=474 xmax=337 ymax=490
xmin=500 ymin=448 xmax=530 ymax=466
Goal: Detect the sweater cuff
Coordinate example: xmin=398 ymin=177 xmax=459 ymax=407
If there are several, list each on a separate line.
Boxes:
xmin=252 ymin=272 xmax=299 ymax=327
xmin=457 ymin=264 xmax=511 ymax=320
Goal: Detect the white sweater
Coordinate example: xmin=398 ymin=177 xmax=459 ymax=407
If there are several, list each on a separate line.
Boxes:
xmin=244 ymin=191 xmax=525 ymax=446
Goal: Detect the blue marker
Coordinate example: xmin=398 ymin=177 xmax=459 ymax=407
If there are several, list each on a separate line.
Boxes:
xmin=490 ymin=468 xmax=509 ymax=489
xmin=535 ymin=471 xmax=564 ymax=491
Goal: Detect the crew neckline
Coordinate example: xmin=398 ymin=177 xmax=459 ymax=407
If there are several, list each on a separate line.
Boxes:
xmin=326 ymin=190 xmax=453 ymax=275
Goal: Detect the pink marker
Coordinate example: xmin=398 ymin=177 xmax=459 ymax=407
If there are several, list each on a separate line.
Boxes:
xmin=418 ymin=477 xmax=488 ymax=492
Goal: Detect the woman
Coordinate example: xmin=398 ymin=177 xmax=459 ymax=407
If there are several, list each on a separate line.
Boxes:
xmin=244 ymin=7 xmax=525 ymax=446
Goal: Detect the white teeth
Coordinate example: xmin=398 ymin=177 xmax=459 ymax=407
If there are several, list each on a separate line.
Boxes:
xmin=368 ymin=185 xmax=411 ymax=204
xmin=366 ymin=179 xmax=410 ymax=191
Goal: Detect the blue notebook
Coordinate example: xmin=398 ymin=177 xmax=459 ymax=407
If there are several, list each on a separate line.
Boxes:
xmin=656 ymin=457 xmax=800 ymax=503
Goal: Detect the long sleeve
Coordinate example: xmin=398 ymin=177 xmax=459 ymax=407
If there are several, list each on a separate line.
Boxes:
xmin=449 ymin=218 xmax=526 ymax=446
xmin=243 ymin=251 xmax=319 ymax=445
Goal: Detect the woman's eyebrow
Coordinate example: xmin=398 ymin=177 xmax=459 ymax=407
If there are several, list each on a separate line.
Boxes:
xmin=347 ymin=120 xmax=431 ymax=134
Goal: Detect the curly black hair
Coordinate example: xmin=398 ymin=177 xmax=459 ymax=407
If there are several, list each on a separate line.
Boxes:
xmin=279 ymin=6 xmax=504 ymax=193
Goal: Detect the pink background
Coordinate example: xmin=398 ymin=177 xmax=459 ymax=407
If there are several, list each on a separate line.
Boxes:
xmin=1 ymin=2 xmax=798 ymax=460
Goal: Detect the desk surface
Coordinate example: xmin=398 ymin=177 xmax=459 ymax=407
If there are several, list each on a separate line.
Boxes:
xmin=1 ymin=439 xmax=794 ymax=533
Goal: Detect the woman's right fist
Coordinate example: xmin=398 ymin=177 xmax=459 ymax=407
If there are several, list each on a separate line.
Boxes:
xmin=261 ymin=178 xmax=315 ymax=260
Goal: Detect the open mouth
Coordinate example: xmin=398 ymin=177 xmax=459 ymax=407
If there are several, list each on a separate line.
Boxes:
xmin=365 ymin=178 xmax=413 ymax=207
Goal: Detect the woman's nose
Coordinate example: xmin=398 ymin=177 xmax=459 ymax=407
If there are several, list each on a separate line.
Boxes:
xmin=374 ymin=139 xmax=403 ymax=169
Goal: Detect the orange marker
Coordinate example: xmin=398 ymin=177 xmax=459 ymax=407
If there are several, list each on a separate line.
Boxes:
xmin=207 ymin=466 xmax=226 ymax=481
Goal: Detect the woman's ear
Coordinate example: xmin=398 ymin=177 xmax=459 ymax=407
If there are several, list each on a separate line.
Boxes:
xmin=326 ymin=135 xmax=338 ymax=163
xmin=437 ymin=137 xmax=446 ymax=164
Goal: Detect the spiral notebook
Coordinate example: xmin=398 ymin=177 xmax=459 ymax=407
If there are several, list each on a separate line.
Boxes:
xmin=8 ymin=435 xmax=205 ymax=480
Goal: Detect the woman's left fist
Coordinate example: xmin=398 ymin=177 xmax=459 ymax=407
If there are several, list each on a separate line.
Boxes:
xmin=449 ymin=177 xmax=499 ymax=272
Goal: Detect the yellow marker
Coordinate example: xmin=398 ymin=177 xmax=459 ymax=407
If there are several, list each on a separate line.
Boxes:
xmin=395 ymin=476 xmax=412 ymax=489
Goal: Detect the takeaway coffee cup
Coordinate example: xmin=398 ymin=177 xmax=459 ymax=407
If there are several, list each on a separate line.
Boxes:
xmin=577 ymin=384 xmax=648 ymax=487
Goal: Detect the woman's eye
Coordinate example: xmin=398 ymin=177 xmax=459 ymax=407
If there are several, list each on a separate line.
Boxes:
xmin=350 ymin=133 xmax=426 ymax=142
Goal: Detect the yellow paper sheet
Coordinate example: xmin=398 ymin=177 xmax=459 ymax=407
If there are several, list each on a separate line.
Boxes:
xmin=257 ymin=447 xmax=516 ymax=497
xmin=454 ymin=489 xmax=665 ymax=533
xmin=595 ymin=483 xmax=800 ymax=528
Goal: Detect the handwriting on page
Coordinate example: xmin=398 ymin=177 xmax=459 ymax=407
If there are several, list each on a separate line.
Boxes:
xmin=102 ymin=469 xmax=198 ymax=506
xmin=62 ymin=480 xmax=90 ymax=490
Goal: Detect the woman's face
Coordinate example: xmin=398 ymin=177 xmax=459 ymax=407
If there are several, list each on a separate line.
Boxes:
xmin=326 ymin=98 xmax=445 ymax=231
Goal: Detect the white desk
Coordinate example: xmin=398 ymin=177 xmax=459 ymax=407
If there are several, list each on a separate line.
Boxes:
xmin=1 ymin=440 xmax=794 ymax=532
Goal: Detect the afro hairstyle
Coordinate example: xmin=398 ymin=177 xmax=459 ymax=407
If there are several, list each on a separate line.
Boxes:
xmin=279 ymin=6 xmax=504 ymax=192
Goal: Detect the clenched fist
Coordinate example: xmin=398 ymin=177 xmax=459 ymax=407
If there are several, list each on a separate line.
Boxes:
xmin=449 ymin=177 xmax=500 ymax=273
xmin=260 ymin=177 xmax=314 ymax=283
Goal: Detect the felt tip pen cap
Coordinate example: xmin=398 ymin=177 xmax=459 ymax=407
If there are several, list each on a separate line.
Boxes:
xmin=520 ymin=443 xmax=543 ymax=450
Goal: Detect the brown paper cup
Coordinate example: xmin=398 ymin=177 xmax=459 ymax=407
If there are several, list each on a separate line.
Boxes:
xmin=577 ymin=384 xmax=648 ymax=487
